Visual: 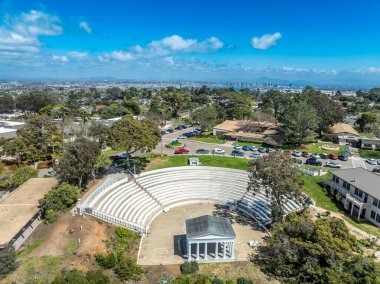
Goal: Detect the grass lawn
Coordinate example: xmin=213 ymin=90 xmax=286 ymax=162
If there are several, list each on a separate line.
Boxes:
xmin=298 ymin=142 xmax=344 ymax=155
xmin=300 ymin=173 xmax=380 ymax=238
xmin=144 ymin=155 xmax=249 ymax=172
xmin=359 ymin=149 xmax=380 ymax=159
xmin=188 ymin=132 xmax=226 ymax=144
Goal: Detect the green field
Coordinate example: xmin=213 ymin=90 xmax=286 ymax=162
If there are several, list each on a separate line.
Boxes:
xmin=144 ymin=155 xmax=249 ymax=171
xmin=188 ymin=132 xmax=226 ymax=144
xmin=359 ymin=149 xmax=380 ymax=159
xmin=298 ymin=142 xmax=343 ymax=154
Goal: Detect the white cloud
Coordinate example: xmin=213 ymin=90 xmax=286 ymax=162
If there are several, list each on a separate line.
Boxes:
xmin=251 ymin=32 xmax=281 ymax=50
xmin=98 ymin=50 xmax=134 ymax=62
xmin=0 ymin=10 xmax=62 ymax=55
xmin=79 ymin=21 xmax=92 ymax=33
xmin=52 ymin=54 xmax=68 ymax=62
xmin=68 ymin=51 xmax=88 ymax=59
xmin=163 ymin=56 xmax=175 ymax=65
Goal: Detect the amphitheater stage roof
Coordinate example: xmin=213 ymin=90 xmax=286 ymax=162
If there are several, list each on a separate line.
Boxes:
xmin=186 ymin=215 xmax=236 ymax=240
xmin=0 ymin=177 xmax=58 ymax=247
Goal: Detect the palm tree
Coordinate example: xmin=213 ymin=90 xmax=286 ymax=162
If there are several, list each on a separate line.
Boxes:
xmin=79 ymin=110 xmax=91 ymax=137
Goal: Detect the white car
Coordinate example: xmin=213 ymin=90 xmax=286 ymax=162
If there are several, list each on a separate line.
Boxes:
xmin=250 ymin=152 xmax=261 ymax=159
xmin=366 ymin=158 xmax=377 ymax=165
xmin=177 ymin=135 xmax=187 ymax=139
xmin=233 ymin=145 xmax=242 ymax=150
xmin=213 ymin=148 xmax=225 ymax=155
xmin=325 ymin=161 xmax=342 ymax=168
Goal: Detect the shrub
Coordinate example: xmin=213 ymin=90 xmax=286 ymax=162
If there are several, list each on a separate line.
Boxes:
xmin=157 ymin=272 xmax=175 ymax=284
xmin=0 ymin=247 xmax=18 ymax=278
xmin=213 ymin=278 xmax=225 ymax=284
xmin=180 ymin=261 xmax=199 ymax=275
xmin=237 ymin=277 xmax=253 ymax=284
xmin=96 ymin=252 xmax=117 ymax=269
xmin=52 ymin=269 xmax=111 ymax=283
xmin=45 ymin=209 xmax=58 ymax=223
xmin=0 ymin=166 xmax=38 ymax=191
xmin=114 ymin=254 xmax=143 ymax=281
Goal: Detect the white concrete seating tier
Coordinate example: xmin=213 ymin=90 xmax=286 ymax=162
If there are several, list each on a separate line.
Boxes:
xmin=82 ymin=166 xmax=304 ymax=234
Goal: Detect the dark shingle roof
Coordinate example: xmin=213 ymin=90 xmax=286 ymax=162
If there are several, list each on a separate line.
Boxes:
xmin=186 ymin=215 xmax=236 ymax=239
xmin=331 ymin=167 xmax=380 ymax=199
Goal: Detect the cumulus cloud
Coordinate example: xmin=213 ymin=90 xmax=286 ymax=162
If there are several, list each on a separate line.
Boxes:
xmin=98 ymin=50 xmax=134 ymax=62
xmin=0 ymin=10 xmax=62 ymax=55
xmin=68 ymin=51 xmax=87 ymax=59
xmin=251 ymin=32 xmax=281 ymax=50
xmin=52 ymin=54 xmax=68 ymax=62
xmin=79 ymin=21 xmax=92 ymax=33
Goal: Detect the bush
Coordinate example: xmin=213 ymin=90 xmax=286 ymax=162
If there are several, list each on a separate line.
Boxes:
xmin=213 ymin=278 xmax=225 ymax=284
xmin=114 ymin=254 xmax=143 ymax=281
xmin=96 ymin=252 xmax=117 ymax=269
xmin=180 ymin=261 xmax=199 ymax=275
xmin=52 ymin=269 xmax=111 ymax=284
xmin=157 ymin=272 xmax=175 ymax=284
xmin=45 ymin=209 xmax=58 ymax=223
xmin=237 ymin=277 xmax=253 ymax=284
xmin=0 ymin=166 xmax=38 ymax=191
xmin=0 ymin=247 xmax=18 ymax=278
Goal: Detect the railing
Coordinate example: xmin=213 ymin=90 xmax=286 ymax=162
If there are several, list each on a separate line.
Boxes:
xmin=81 ymin=175 xmax=127 ymax=209
xmin=84 ymin=208 xmax=149 ymax=235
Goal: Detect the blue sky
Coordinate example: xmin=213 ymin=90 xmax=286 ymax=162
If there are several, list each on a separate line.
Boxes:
xmin=1 ymin=0 xmax=380 ymax=86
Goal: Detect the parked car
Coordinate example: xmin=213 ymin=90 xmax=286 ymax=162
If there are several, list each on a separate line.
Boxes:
xmin=213 ymin=148 xmax=225 ymax=155
xmin=250 ymin=152 xmax=261 ymax=159
xmin=325 ymin=161 xmax=342 ymax=168
xmin=291 ymin=157 xmax=303 ymax=164
xmin=251 ymin=146 xmax=257 ymax=151
xmin=328 ymin=153 xmax=338 ymax=160
xmin=366 ymin=158 xmax=377 ymax=165
xmin=305 ymin=158 xmax=322 ymax=166
xmin=302 ymin=152 xmax=310 ymax=158
xmin=311 ymin=153 xmax=320 ymax=159
xmin=109 ymin=152 xmax=131 ymax=161
xmin=266 ymin=148 xmax=274 ymax=153
xmin=258 ymin=147 xmax=267 ymax=153
xmin=177 ymin=135 xmax=187 ymax=139
xmin=175 ymin=125 xmax=184 ymax=130
xmin=320 ymin=153 xmax=329 ymax=159
xmin=292 ymin=150 xmax=302 ymax=157
xmin=167 ymin=129 xmax=174 ymax=133
xmin=242 ymin=145 xmax=252 ymax=151
xmin=231 ymin=150 xmax=244 ymax=157
xmin=196 ymin=149 xmax=209 ymax=154
xmin=373 ymin=167 xmax=380 ymax=173
xmin=174 ymin=148 xmax=190 ymax=154
xmin=233 ymin=145 xmax=242 ymax=150
xmin=378 ymin=160 xmax=380 ymax=165
xmin=338 ymin=155 xmax=348 ymax=161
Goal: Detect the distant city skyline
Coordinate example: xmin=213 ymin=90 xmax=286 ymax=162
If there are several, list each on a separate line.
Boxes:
xmin=2 ymin=0 xmax=380 ymax=87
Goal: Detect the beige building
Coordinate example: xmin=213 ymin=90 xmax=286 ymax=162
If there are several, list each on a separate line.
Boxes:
xmin=330 ymin=123 xmax=359 ymax=137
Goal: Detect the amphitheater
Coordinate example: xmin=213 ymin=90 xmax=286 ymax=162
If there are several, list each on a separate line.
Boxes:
xmin=79 ymin=166 xmax=303 ymax=264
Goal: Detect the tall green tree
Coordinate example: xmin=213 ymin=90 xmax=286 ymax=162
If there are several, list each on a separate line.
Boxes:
xmin=15 ymin=91 xmax=56 ymax=113
xmin=0 ymin=247 xmax=18 ymax=278
xmin=108 ymin=115 xmax=160 ymax=152
xmin=247 ymin=152 xmax=309 ymax=221
xmin=356 ymin=112 xmax=378 ymax=132
xmin=279 ymin=100 xmax=319 ymax=145
xmin=0 ymin=94 xmax=14 ymax=113
xmin=191 ymin=105 xmax=219 ymax=131
xmin=57 ymin=138 xmax=100 ymax=189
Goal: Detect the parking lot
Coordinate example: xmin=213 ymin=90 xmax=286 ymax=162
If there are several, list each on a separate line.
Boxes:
xmin=151 ymin=127 xmax=378 ymax=171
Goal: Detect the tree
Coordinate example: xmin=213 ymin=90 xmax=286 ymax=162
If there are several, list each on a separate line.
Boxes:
xmin=39 ymin=182 xmax=80 ymax=222
xmin=108 ymin=115 xmax=160 ymax=152
xmin=0 ymin=94 xmax=14 ymax=113
xmin=247 ymin=152 xmax=309 ymax=221
xmin=52 ymin=269 xmax=111 ymax=284
xmin=261 ymin=90 xmax=292 ymax=119
xmin=0 ymin=247 xmax=18 ymax=278
xmin=88 ymin=122 xmax=109 ymax=149
xmin=57 ymin=138 xmax=100 ymax=189
xmin=356 ymin=112 xmax=378 ymax=132
xmin=278 ymin=100 xmax=319 ymax=145
xmin=191 ymin=105 xmax=219 ymax=131
xmin=0 ymin=166 xmax=38 ymax=191
xmin=254 ymin=214 xmax=380 ymax=283
xmin=123 ymin=99 xmax=141 ymax=115
xmin=15 ymin=91 xmax=56 ymax=113
xmin=78 ymin=110 xmax=91 ymax=137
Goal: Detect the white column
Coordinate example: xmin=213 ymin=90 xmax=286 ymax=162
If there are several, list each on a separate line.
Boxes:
xmin=188 ymin=242 xmax=191 ymax=260
xmin=204 ymin=242 xmax=208 ymax=260
xmin=350 ymin=202 xmax=354 ymax=215
xmin=223 ymin=241 xmax=226 ymax=259
xmin=231 ymin=241 xmax=235 ymax=259
xmin=358 ymin=204 xmax=362 ymax=221
xmin=215 ymin=242 xmax=218 ymax=259
xmin=196 ymin=243 xmax=199 ymax=260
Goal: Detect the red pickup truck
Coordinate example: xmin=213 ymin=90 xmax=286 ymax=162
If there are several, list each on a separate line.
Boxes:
xmin=174 ymin=148 xmax=190 ymax=154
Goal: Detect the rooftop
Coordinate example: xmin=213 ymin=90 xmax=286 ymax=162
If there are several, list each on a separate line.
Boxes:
xmin=186 ymin=215 xmax=236 ymax=239
xmin=0 ymin=178 xmax=58 ymax=246
xmin=213 ymin=120 xmax=277 ymax=132
xmin=330 ymin=123 xmax=359 ymax=136
xmin=331 ymin=167 xmax=380 ymax=199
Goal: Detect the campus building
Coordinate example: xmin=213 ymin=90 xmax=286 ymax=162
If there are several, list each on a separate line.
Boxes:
xmin=325 ymin=168 xmax=380 ymax=227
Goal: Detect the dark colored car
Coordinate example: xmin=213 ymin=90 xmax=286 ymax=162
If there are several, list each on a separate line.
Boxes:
xmin=258 ymin=148 xmax=267 ymax=153
xmin=231 ymin=150 xmax=244 ymax=157
xmin=196 ymin=149 xmax=209 ymax=154
xmin=373 ymin=167 xmax=380 ymax=173
xmin=320 ymin=153 xmax=329 ymax=159
xmin=302 ymin=151 xmax=310 ymax=158
xmin=109 ymin=152 xmax=131 ymax=161
xmin=174 ymin=148 xmax=190 ymax=154
xmin=242 ymin=146 xmax=252 ymax=151
xmin=305 ymin=158 xmax=322 ymax=166
xmin=338 ymin=155 xmax=348 ymax=161
xmin=167 ymin=129 xmax=174 ymax=133
xmin=266 ymin=148 xmax=274 ymax=153
xmin=329 ymin=153 xmax=338 ymax=160
xmin=175 ymin=125 xmax=184 ymax=130
xmin=160 ymin=130 xmax=166 ymax=135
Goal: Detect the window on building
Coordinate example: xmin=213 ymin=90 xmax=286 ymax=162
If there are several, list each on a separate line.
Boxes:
xmin=376 ymin=214 xmax=380 ymax=223
xmin=371 ymin=210 xmax=376 ymax=220
xmin=354 ymin=188 xmax=363 ymax=198
xmin=332 ymin=175 xmax=339 ymax=184
xmin=374 ymin=198 xmax=379 ymax=208
xmin=343 ymin=181 xmax=351 ymax=190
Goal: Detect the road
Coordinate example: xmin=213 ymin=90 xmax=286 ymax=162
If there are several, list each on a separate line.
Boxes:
xmin=145 ymin=127 xmax=378 ymax=171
